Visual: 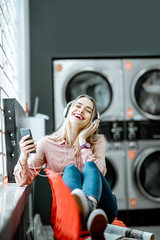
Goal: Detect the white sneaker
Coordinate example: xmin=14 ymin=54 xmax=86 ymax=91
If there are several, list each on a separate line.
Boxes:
xmin=87 ymin=209 xmax=108 ymax=240
xmin=71 ymin=188 xmax=91 ymax=226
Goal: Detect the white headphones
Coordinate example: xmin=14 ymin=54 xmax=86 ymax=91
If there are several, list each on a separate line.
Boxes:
xmin=63 ymin=101 xmax=74 ymax=118
xmin=63 ymin=100 xmax=100 ymax=120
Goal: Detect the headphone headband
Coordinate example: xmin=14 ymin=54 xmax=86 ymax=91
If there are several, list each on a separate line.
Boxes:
xmin=63 ymin=99 xmax=100 ymax=120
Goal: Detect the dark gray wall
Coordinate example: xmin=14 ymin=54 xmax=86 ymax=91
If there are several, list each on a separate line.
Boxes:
xmin=30 ymin=0 xmax=160 ymax=134
xmin=30 ymin=0 xmax=160 ymax=224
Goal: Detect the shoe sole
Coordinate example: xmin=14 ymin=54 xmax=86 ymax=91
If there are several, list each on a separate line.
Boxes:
xmin=71 ymin=189 xmax=89 ymax=224
xmin=87 ymin=209 xmax=108 ymax=240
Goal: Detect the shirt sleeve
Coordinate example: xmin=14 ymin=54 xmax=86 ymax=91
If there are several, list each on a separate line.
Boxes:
xmin=81 ymin=135 xmax=107 ymax=176
xmin=14 ymin=137 xmax=47 ymax=186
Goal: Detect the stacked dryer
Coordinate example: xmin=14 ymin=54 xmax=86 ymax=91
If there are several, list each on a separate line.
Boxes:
xmin=123 ymin=59 xmax=160 ymax=210
xmin=53 ymin=59 xmax=127 ymax=210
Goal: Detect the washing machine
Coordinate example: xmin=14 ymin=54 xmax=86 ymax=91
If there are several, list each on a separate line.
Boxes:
xmin=100 ymin=121 xmax=127 ymax=210
xmin=126 ymin=120 xmax=160 ymax=209
xmin=53 ymin=59 xmax=124 ymax=129
xmin=123 ymin=58 xmax=160 ymax=120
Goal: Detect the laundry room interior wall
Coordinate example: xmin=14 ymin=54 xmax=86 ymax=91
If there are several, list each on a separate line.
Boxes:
xmin=30 ymin=0 xmax=160 ymax=134
xmin=30 ymin=0 xmax=160 ymax=224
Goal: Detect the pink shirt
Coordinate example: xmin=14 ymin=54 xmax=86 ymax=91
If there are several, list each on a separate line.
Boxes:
xmin=14 ymin=136 xmax=107 ymax=186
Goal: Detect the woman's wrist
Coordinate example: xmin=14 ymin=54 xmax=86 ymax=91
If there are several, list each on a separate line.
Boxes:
xmin=79 ymin=138 xmax=86 ymax=146
xmin=19 ymin=154 xmax=28 ymax=166
xmin=19 ymin=160 xmax=27 ymax=167
xmin=19 ymin=158 xmax=27 ymax=166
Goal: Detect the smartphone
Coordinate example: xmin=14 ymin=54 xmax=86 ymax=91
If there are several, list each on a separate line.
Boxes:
xmin=20 ymin=128 xmax=36 ymax=153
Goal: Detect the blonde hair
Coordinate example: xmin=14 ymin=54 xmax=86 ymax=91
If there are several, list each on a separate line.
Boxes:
xmin=48 ymin=94 xmax=103 ymax=155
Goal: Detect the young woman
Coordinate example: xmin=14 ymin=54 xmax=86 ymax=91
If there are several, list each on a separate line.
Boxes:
xmin=14 ymin=94 xmax=118 ymax=240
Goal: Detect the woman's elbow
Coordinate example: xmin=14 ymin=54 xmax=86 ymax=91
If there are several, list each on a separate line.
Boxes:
xmin=15 ymin=174 xmax=29 ymax=187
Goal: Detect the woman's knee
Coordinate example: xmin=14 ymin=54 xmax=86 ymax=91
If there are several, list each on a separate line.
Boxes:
xmin=63 ymin=164 xmax=81 ymax=179
xmin=83 ymin=161 xmax=97 ymax=172
xmin=64 ymin=164 xmax=78 ymax=173
xmin=82 ymin=162 xmax=100 ymax=180
xmin=63 ymin=164 xmax=82 ymax=190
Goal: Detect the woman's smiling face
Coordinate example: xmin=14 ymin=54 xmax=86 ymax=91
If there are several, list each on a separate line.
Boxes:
xmin=69 ymin=97 xmax=94 ymax=129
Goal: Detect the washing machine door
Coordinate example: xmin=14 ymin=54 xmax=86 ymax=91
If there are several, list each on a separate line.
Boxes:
xmin=65 ymin=71 xmax=112 ymax=114
xmin=105 ymin=157 xmax=117 ymax=190
xmin=132 ymin=69 xmax=160 ymax=120
xmin=134 ymin=147 xmax=160 ymax=202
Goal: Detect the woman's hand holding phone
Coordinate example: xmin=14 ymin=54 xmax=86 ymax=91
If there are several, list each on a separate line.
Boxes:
xmin=19 ymin=129 xmax=36 ymax=166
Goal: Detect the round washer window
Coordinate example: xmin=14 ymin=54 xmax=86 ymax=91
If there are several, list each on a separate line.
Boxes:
xmin=138 ymin=151 xmax=160 ymax=198
xmin=65 ymin=71 xmax=112 ymax=114
xmin=105 ymin=158 xmax=116 ymax=190
xmin=134 ymin=70 xmax=160 ymax=116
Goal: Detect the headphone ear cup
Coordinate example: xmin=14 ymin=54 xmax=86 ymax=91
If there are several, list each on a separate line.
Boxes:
xmin=63 ymin=101 xmax=74 ymax=118
xmin=63 ymin=106 xmax=68 ymax=118
xmin=97 ymin=111 xmax=100 ymax=120
xmin=93 ymin=110 xmax=100 ymax=121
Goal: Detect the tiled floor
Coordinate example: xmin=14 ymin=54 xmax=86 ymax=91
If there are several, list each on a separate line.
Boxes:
xmin=44 ymin=225 xmax=160 ymax=239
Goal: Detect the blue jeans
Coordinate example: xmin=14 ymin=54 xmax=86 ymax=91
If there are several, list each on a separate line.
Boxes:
xmin=62 ymin=161 xmax=118 ymax=223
